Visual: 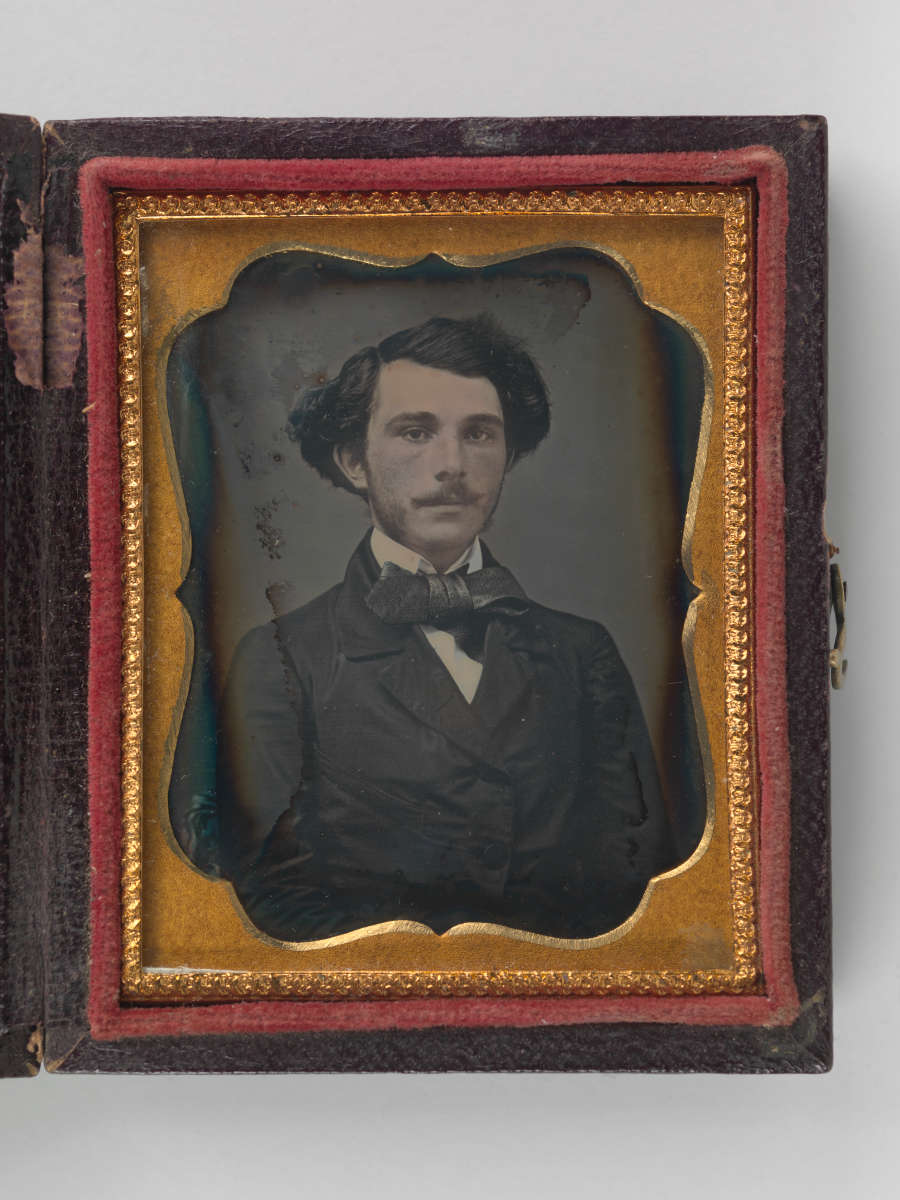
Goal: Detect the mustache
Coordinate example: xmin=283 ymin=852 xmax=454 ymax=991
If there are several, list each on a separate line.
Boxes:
xmin=413 ymin=488 xmax=480 ymax=507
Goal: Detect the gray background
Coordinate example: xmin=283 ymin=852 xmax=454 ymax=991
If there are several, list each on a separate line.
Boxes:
xmin=1 ymin=2 xmax=895 ymax=1197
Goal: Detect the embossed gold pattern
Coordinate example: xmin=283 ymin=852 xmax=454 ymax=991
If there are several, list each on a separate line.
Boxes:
xmin=115 ymin=196 xmax=144 ymax=990
xmin=721 ymin=197 xmax=758 ymax=986
xmin=114 ymin=186 xmax=758 ymax=1000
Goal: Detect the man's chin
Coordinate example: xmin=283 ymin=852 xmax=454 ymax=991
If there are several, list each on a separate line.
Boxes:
xmin=426 ymin=516 xmax=480 ymax=537
xmin=410 ymin=518 xmax=482 ymax=562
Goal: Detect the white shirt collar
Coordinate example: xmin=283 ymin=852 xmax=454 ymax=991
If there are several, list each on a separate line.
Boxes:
xmin=370 ymin=527 xmax=482 ymax=576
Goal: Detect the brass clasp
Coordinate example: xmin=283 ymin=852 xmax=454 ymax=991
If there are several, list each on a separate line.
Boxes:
xmin=829 ymin=562 xmax=847 ymax=689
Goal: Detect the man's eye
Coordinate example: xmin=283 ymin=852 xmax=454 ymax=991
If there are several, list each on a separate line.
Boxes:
xmin=465 ymin=427 xmax=494 ymax=442
xmin=400 ymin=428 xmax=430 ymax=442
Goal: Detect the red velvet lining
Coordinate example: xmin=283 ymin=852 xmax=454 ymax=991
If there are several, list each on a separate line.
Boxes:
xmin=82 ymin=148 xmax=797 ymax=1040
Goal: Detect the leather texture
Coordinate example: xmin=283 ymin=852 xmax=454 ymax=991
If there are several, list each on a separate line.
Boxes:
xmin=16 ymin=115 xmax=830 ymax=1073
xmin=0 ymin=113 xmax=44 ymax=1078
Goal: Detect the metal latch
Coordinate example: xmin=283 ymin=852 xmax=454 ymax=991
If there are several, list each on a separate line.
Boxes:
xmin=829 ymin=561 xmax=847 ymax=689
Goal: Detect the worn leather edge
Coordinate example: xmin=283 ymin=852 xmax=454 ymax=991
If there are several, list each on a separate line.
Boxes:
xmin=0 ymin=112 xmax=45 ymax=1078
xmin=39 ymin=116 xmax=830 ymax=1074
xmin=780 ymin=118 xmax=831 ymax=1069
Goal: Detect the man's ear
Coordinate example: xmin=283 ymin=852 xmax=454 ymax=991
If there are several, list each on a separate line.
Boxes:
xmin=333 ymin=443 xmax=368 ymax=492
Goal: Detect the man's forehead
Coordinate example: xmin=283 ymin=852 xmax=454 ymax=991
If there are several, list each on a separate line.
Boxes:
xmin=372 ymin=358 xmax=502 ymax=421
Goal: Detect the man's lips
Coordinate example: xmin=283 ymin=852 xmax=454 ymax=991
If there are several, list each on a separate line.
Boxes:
xmin=414 ymin=496 xmax=476 ymax=508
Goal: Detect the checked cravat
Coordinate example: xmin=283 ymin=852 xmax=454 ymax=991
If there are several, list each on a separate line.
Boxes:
xmin=365 ymin=561 xmax=529 ymax=662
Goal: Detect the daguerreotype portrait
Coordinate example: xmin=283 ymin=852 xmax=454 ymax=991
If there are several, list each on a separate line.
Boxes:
xmin=0 ymin=117 xmax=830 ymax=1073
xmin=170 ymin=261 xmax=703 ymax=945
xmin=104 ymin=172 xmax=779 ymax=1008
xmin=114 ymin=180 xmax=763 ymax=1003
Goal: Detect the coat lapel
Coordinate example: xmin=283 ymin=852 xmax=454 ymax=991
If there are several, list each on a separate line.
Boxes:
xmin=470 ymin=618 xmax=536 ymax=736
xmin=334 ymin=532 xmax=546 ymax=767
xmin=334 ymin=534 xmax=408 ymax=660
xmin=465 ymin=539 xmax=544 ymax=741
xmin=377 ymin=632 xmax=496 ymax=763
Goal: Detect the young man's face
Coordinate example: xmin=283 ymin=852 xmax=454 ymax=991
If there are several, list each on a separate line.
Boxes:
xmin=336 ymin=358 xmax=509 ymax=571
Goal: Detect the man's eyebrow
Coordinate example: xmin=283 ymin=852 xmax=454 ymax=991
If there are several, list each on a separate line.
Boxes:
xmin=461 ymin=413 xmax=504 ymax=427
xmin=383 ymin=411 xmax=440 ymax=429
xmin=381 ymin=410 xmax=505 ymax=430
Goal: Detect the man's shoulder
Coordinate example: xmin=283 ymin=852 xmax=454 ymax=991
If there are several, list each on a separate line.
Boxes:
xmin=230 ymin=583 xmax=340 ymax=665
xmin=527 ymin=601 xmax=630 ymax=681
xmin=273 ymin=581 xmax=343 ymax=644
xmin=529 ymin=600 xmax=612 ymax=647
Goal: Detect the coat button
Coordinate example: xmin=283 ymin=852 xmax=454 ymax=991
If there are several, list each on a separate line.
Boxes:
xmin=481 ymin=842 xmax=508 ymax=869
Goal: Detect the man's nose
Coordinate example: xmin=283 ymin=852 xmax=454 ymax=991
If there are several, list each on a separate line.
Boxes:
xmin=433 ymin=433 xmax=465 ymax=479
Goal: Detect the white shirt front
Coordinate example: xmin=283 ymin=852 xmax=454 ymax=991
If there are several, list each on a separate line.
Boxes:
xmin=370 ymin=527 xmax=484 ymax=704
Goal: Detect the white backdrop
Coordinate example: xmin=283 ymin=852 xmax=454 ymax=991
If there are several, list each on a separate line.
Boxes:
xmin=2 ymin=2 xmax=895 ymax=1197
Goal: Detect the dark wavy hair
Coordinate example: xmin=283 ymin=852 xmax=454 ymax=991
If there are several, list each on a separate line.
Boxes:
xmin=288 ymin=314 xmax=550 ymax=492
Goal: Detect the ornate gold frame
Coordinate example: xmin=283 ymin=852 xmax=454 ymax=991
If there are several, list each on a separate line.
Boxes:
xmin=115 ymin=186 xmax=756 ymax=1000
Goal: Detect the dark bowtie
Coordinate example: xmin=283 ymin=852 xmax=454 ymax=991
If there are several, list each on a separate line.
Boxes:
xmin=365 ymin=561 xmax=529 ymax=661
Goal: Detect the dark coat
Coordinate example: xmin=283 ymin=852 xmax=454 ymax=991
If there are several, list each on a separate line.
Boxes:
xmin=216 ymin=535 xmax=674 ymax=940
